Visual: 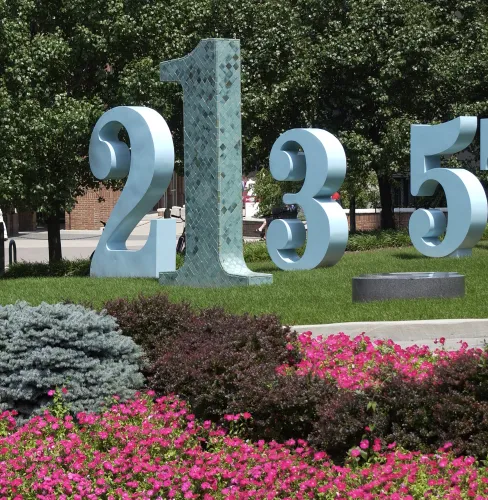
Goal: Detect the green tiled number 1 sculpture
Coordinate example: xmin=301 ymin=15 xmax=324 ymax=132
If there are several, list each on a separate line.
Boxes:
xmin=159 ymin=39 xmax=272 ymax=287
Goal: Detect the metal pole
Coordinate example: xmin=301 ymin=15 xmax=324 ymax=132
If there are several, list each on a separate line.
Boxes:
xmin=8 ymin=240 xmax=16 ymax=265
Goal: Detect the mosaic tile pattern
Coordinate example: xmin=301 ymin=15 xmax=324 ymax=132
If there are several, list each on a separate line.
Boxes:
xmin=159 ymin=39 xmax=272 ymax=287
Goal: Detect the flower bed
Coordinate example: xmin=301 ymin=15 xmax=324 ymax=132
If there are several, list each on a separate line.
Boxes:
xmin=103 ymin=295 xmax=488 ymax=462
xmin=278 ymin=331 xmax=485 ymax=390
xmin=3 ymin=295 xmax=488 ymax=498
xmin=2 ymin=393 xmax=488 ymax=499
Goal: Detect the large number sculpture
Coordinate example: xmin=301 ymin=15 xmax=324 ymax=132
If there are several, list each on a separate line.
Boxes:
xmin=88 ymin=37 xmax=488 ymax=284
xmin=158 ymin=39 xmax=272 ymax=286
xmin=409 ymin=116 xmax=488 ymax=258
xmin=266 ymin=129 xmax=348 ymax=270
xmin=89 ymin=106 xmax=176 ymax=277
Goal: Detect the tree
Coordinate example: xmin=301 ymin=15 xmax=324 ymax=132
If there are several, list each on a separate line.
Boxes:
xmin=0 ymin=0 xmax=211 ymax=261
xmin=0 ymin=0 xmax=110 ymax=259
xmin=3 ymin=0 xmax=486 ymax=260
xmin=306 ymin=0 xmax=488 ymax=228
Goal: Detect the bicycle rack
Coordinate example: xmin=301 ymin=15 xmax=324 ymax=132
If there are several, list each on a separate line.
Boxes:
xmin=8 ymin=240 xmax=17 ymax=265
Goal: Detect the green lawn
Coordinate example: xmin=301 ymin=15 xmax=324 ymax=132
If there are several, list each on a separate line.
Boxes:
xmin=2 ymin=243 xmax=488 ymax=325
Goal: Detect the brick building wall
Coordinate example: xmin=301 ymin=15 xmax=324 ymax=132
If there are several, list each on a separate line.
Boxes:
xmin=346 ymin=210 xmax=413 ymax=231
xmin=2 ymin=210 xmax=36 ymax=236
xmin=66 ymin=174 xmax=185 ymax=230
xmin=4 ymin=212 xmax=18 ymax=236
xmin=65 ymin=187 xmax=122 ymax=230
xmin=18 ymin=211 xmax=37 ymax=231
xmin=243 ymin=209 xmax=445 ymax=236
xmin=67 ymin=176 xmax=446 ymax=235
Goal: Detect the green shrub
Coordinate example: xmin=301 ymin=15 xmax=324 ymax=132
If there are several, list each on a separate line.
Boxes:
xmin=0 ymin=302 xmax=145 ymax=423
xmin=346 ymin=229 xmax=412 ymax=252
xmin=4 ymin=259 xmax=90 ymax=278
xmin=242 ymin=230 xmax=412 ymax=263
xmin=243 ymin=240 xmax=280 ymax=262
xmin=176 ymin=253 xmax=184 ymax=269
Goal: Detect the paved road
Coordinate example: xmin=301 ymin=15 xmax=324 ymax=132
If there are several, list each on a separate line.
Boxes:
xmin=4 ymin=213 xmax=185 ymax=263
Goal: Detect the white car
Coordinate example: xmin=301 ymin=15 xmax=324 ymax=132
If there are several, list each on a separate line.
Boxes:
xmin=0 ymin=210 xmax=8 ymax=241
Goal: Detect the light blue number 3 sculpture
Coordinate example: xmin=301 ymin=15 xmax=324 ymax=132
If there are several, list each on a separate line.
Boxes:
xmin=89 ymin=106 xmax=176 ymax=277
xmin=266 ymin=129 xmax=349 ymax=270
xmin=410 ymin=116 xmax=487 ymax=258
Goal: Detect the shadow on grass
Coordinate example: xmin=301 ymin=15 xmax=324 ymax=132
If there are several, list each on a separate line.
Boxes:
xmin=247 ymin=262 xmax=280 ymax=273
xmin=393 ymin=253 xmax=427 ymax=261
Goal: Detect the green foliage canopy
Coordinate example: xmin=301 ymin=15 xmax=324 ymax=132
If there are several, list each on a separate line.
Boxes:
xmin=1 ymin=0 xmax=488 ymax=230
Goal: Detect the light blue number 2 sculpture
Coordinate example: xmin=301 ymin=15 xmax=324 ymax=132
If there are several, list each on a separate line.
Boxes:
xmin=89 ymin=106 xmax=176 ymax=277
xmin=409 ymin=116 xmax=487 ymax=258
xmin=266 ymin=128 xmax=349 ymax=270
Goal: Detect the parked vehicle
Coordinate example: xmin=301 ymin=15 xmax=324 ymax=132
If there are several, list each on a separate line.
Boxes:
xmin=172 ymin=211 xmax=186 ymax=255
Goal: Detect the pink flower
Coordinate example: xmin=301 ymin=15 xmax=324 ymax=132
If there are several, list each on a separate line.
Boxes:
xmin=47 ymin=390 xmax=55 ymax=397
xmin=350 ymin=448 xmax=361 ymax=458
xmin=61 ymin=387 xmax=68 ymax=395
xmin=439 ymin=337 xmax=446 ymax=345
xmin=242 ymin=412 xmax=252 ymax=420
xmin=373 ymin=439 xmax=382 ymax=452
xmin=359 ymin=439 xmax=369 ymax=450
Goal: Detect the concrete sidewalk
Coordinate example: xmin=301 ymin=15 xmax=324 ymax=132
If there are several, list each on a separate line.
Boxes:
xmin=293 ymin=319 xmax=488 ymax=350
xmin=4 ymin=213 xmax=262 ymax=263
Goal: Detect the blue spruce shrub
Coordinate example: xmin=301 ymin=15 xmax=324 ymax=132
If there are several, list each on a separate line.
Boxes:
xmin=0 ymin=302 xmax=146 ymax=422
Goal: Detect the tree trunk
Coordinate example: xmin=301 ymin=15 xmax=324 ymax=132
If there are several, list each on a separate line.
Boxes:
xmin=377 ymin=174 xmax=395 ymax=230
xmin=349 ymin=196 xmax=357 ymax=234
xmin=47 ymin=214 xmax=62 ymax=262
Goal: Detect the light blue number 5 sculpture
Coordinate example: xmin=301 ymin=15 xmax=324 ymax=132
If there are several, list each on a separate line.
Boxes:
xmin=89 ymin=106 xmax=176 ymax=277
xmin=410 ymin=116 xmax=487 ymax=258
xmin=266 ymin=128 xmax=349 ymax=270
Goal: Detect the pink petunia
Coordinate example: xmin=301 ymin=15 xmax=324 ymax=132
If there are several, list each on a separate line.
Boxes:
xmin=360 ymin=439 xmax=369 ymax=450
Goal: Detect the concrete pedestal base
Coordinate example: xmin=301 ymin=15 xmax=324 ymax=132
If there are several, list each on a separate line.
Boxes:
xmin=352 ymin=272 xmax=465 ymax=302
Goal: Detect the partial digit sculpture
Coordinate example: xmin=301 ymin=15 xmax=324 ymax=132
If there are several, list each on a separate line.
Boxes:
xmin=89 ymin=106 xmax=176 ymax=277
xmin=409 ymin=116 xmax=487 ymax=258
xmin=480 ymin=119 xmax=488 ymax=171
xmin=266 ymin=128 xmax=348 ymax=270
